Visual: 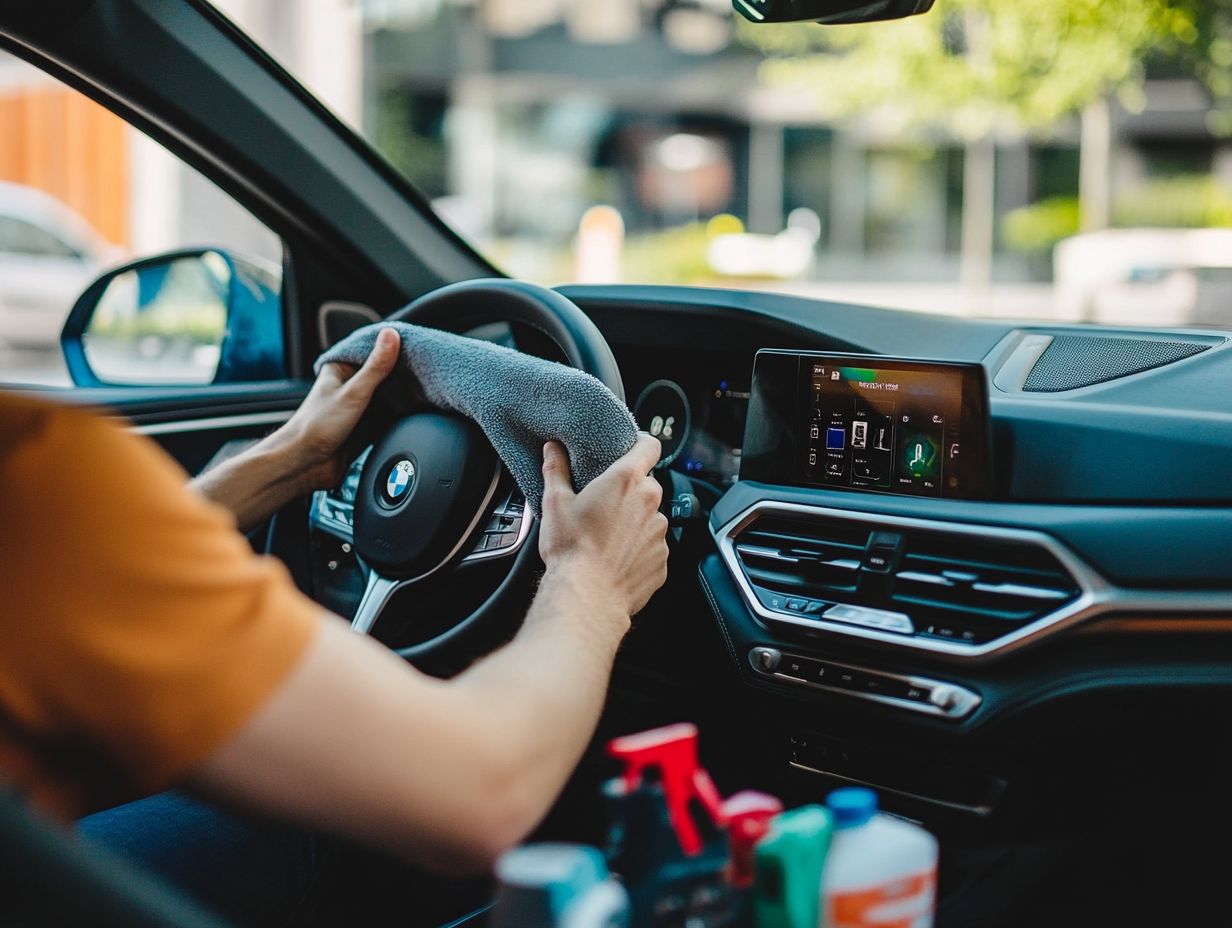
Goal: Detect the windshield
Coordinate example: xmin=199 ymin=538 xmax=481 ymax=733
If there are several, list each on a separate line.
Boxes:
xmin=253 ymin=1 xmax=1230 ymax=326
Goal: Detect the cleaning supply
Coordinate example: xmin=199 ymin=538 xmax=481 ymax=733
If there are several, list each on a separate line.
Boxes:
xmin=722 ymin=790 xmax=784 ymax=926
xmin=604 ymin=723 xmax=737 ymax=927
xmin=752 ymin=805 xmax=833 ymax=928
xmin=723 ymin=791 xmax=784 ymax=889
xmin=491 ymin=843 xmax=630 ymax=928
xmin=819 ymin=788 xmax=937 ymax=928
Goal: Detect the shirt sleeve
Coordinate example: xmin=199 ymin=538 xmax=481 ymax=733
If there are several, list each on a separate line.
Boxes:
xmin=0 ymin=398 xmax=322 ymax=811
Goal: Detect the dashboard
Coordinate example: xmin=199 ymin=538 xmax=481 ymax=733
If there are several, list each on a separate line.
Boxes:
xmin=301 ymin=283 xmax=1232 ymax=847
xmin=561 ymin=283 xmax=1232 ymax=844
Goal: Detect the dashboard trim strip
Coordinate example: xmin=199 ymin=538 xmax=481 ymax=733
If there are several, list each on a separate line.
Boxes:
xmin=132 ymin=411 xmax=293 ymax=435
xmin=713 ymin=499 xmax=1232 ymax=660
xmin=786 ymin=762 xmax=996 ymax=818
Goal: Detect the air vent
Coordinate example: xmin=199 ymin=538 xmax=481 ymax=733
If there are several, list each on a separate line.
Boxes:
xmin=734 ymin=515 xmax=867 ymax=602
xmin=891 ymin=531 xmax=1080 ymax=644
xmin=724 ymin=506 xmax=1085 ymax=651
xmin=1023 ymin=335 xmax=1209 ymax=392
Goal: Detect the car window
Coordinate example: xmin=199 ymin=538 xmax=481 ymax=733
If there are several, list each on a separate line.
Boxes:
xmin=0 ymin=216 xmax=82 ymax=259
xmin=0 ymin=50 xmax=282 ymax=389
xmin=250 ymin=1 xmax=1232 ymax=330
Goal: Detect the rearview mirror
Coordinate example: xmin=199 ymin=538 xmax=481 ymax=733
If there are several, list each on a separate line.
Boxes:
xmin=733 ymin=0 xmax=934 ymax=25
xmin=60 ymin=248 xmax=283 ymax=387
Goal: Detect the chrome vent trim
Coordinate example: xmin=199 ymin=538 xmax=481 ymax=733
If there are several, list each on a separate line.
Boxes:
xmin=713 ymin=500 xmax=1232 ymax=660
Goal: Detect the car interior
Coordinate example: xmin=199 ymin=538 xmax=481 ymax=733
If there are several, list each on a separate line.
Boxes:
xmin=3 ymin=1 xmax=1232 ymax=926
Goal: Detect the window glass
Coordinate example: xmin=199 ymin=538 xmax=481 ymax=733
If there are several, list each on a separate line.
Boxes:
xmin=0 ymin=51 xmax=281 ymax=388
xmin=250 ymin=0 xmax=1232 ymax=328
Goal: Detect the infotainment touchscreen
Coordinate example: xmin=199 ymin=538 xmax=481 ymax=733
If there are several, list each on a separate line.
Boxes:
xmin=740 ymin=350 xmax=991 ymax=499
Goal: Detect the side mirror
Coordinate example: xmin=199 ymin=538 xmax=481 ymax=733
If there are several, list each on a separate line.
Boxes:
xmin=733 ymin=0 xmax=934 ymax=25
xmin=60 ymin=248 xmax=283 ymax=387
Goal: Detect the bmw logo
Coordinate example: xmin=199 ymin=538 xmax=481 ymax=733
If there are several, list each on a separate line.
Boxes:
xmin=382 ymin=459 xmax=416 ymax=506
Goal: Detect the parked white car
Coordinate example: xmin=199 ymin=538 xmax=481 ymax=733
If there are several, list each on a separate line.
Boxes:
xmin=0 ymin=181 xmax=122 ymax=348
xmin=1054 ymin=228 xmax=1232 ymax=328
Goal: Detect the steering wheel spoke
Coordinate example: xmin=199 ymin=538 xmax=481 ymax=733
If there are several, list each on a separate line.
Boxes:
xmin=460 ymin=487 xmax=531 ymax=563
xmin=353 ymin=572 xmax=401 ymax=636
xmin=352 ymin=481 xmax=534 ymax=637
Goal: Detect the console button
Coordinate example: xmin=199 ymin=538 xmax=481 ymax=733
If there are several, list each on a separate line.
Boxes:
xmin=749 ymin=647 xmax=781 ymax=673
xmin=781 ymin=655 xmax=819 ymax=680
xmin=825 ymin=603 xmax=914 ymax=634
xmin=804 ymin=600 xmax=827 ymax=615
xmin=832 ymin=667 xmax=862 ymax=689
xmin=754 ymin=586 xmax=788 ymax=612
xmin=785 ymin=598 xmax=809 ymax=613
xmin=863 ymin=531 xmax=904 ymax=573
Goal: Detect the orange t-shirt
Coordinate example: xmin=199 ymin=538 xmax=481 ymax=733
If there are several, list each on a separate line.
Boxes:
xmin=0 ymin=392 xmax=321 ymax=818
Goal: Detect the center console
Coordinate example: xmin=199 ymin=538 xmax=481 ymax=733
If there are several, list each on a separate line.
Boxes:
xmin=719 ymin=350 xmax=1090 ymax=678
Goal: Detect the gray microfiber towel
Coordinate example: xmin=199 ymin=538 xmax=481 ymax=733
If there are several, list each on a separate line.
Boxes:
xmin=316 ymin=321 xmax=639 ymax=514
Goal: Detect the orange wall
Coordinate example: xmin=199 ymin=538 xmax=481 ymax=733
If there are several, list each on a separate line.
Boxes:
xmin=0 ymin=86 xmax=129 ymax=247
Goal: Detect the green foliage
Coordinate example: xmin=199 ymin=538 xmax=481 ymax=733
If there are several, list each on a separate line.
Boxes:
xmin=1112 ymin=175 xmax=1232 ymax=228
xmin=621 ymin=223 xmax=716 ymax=284
xmin=1002 ymin=178 xmax=1232 ymax=253
xmin=87 ymin=302 xmax=227 ymax=344
xmin=1002 ymin=196 xmax=1080 ymax=252
xmin=374 ymin=87 xmax=448 ymax=198
xmin=741 ymin=0 xmax=1204 ymax=136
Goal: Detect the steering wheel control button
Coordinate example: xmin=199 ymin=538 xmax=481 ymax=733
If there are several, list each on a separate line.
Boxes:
xmin=380 ymin=458 xmax=416 ymax=508
xmin=824 ymin=603 xmax=914 ymax=635
xmin=749 ymin=647 xmax=781 ymax=673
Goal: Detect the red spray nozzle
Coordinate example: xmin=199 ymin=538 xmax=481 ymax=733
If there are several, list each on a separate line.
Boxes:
xmin=722 ymin=791 xmax=784 ymax=888
xmin=607 ymin=722 xmax=726 ymax=856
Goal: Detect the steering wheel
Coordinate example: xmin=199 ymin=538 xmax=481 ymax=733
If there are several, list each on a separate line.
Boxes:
xmin=348 ymin=278 xmax=624 ymax=662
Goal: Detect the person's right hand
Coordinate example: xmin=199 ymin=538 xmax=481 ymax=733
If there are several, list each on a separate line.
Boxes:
xmin=539 ymin=435 xmax=670 ymax=619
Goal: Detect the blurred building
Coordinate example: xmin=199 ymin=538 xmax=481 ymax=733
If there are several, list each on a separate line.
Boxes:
xmin=361 ymin=0 xmax=1232 ymax=289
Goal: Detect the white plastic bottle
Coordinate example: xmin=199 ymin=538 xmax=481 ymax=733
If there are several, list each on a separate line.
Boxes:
xmin=818 ymin=788 xmax=938 ymax=928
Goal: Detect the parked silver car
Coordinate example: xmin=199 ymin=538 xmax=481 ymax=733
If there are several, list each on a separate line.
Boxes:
xmin=0 ymin=181 xmax=121 ymax=349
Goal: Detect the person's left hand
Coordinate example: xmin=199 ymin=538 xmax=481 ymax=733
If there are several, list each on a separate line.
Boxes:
xmin=273 ymin=327 xmax=401 ymax=490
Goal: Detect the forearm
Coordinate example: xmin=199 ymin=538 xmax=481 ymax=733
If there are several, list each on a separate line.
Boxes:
xmin=189 ymin=432 xmax=315 ymax=532
xmin=447 ymin=564 xmax=630 ymax=834
xmin=189 ymin=574 xmax=632 ymax=874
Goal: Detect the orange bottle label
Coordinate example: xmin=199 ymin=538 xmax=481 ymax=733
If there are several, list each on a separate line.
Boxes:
xmin=826 ymin=867 xmax=936 ymax=928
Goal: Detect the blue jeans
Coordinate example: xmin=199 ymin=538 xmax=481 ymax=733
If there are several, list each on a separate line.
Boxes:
xmin=79 ymin=792 xmax=332 ymax=927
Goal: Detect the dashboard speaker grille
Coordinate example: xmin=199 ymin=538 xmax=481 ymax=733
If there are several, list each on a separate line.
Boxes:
xmin=1022 ymin=335 xmax=1209 ymax=392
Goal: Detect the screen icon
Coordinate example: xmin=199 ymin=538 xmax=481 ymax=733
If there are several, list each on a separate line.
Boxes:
xmin=830 ymin=370 xmax=840 ymax=381
xmin=949 ymin=443 xmax=960 ymax=460
xmin=851 ymin=420 xmax=868 ymax=449
xmin=932 ymin=414 xmax=944 ymax=424
xmin=810 ymin=424 xmax=820 ymax=439
xmin=808 ymin=451 xmax=817 ymax=466
xmin=901 ymin=435 xmax=938 ymax=478
xmin=826 ymin=426 xmax=846 ymax=450
xmin=875 ymin=428 xmax=891 ymax=451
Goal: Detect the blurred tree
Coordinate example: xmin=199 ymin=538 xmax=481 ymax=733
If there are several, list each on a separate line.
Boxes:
xmin=741 ymin=0 xmax=1207 ymax=291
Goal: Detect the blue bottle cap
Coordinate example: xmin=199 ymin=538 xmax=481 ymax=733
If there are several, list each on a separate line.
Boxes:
xmin=826 ymin=787 xmax=877 ymax=829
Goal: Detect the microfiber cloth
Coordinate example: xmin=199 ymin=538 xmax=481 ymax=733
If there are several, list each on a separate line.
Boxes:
xmin=316 ymin=321 xmax=639 ymax=513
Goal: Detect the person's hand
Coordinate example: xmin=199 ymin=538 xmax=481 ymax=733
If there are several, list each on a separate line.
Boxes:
xmin=538 ymin=434 xmax=669 ymax=620
xmin=273 ymin=327 xmax=401 ymax=490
